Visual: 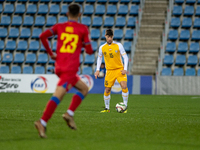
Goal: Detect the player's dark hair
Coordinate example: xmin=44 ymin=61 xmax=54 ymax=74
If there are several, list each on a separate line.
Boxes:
xmin=106 ymin=29 xmax=113 ymax=36
xmin=68 ymin=3 xmax=80 ymax=17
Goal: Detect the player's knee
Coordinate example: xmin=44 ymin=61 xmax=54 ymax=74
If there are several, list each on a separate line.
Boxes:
xmin=122 ymin=88 xmax=128 ymax=93
xmin=81 ymin=86 xmax=89 ymax=96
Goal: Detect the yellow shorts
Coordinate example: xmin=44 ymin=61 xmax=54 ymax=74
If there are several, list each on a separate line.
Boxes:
xmin=104 ymin=68 xmax=127 ymax=87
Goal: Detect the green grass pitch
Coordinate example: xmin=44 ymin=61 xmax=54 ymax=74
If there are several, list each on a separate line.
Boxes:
xmin=0 ymin=93 xmax=200 ymax=150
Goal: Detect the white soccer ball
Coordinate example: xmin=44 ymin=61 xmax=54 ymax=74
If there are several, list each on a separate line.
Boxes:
xmin=115 ymin=102 xmax=126 ymax=113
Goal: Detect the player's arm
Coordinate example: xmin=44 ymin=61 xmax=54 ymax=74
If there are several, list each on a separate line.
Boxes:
xmin=39 ymin=25 xmax=57 ymax=59
xmin=119 ymin=43 xmax=128 ymax=74
xmin=95 ymin=47 xmax=103 ymax=79
xmin=83 ymin=26 xmax=93 ymax=55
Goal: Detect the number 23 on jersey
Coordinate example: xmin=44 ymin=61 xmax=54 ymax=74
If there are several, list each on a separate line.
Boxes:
xmin=60 ymin=33 xmax=79 ymax=53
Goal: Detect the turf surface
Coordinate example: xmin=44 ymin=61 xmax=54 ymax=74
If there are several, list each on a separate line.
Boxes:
xmin=0 ymin=93 xmax=200 ymax=150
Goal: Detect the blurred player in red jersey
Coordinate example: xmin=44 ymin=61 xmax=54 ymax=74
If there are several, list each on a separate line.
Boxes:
xmin=34 ymin=3 xmax=93 ymax=138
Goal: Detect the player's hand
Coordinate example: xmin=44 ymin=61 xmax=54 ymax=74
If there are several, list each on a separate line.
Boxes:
xmin=121 ymin=70 xmax=127 ymax=75
xmin=51 ymin=54 xmax=57 ymax=60
xmin=94 ymin=71 xmax=99 ymax=79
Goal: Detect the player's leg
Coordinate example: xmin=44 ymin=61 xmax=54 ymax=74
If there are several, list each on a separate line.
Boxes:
xmin=101 ymin=70 xmax=115 ymax=112
xmin=35 ymin=85 xmax=66 ymax=138
xmin=101 ymin=87 xmax=111 ymax=112
xmin=120 ymin=81 xmax=129 ymax=108
xmin=62 ymin=78 xmax=88 ymax=130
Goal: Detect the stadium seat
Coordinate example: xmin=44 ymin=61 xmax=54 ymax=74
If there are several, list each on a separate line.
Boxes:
xmin=173 ymin=68 xmax=184 ymax=76
xmin=161 ymin=68 xmax=172 ymax=76
xmin=17 ymin=41 xmax=27 ymax=51
xmin=127 ymin=17 xmax=136 ymax=27
xmin=114 ymin=29 xmax=123 ymax=40
xmin=91 ymin=41 xmax=98 ymax=51
xmin=132 ymin=0 xmax=140 ymax=3
xmin=63 ymin=0 xmax=73 ymax=2
xmin=124 ymin=41 xmax=132 ymax=52
xmin=172 ymin=6 xmax=182 ymax=16
xmin=163 ymin=55 xmax=174 ymax=65
xmin=104 ymin=17 xmax=114 ymax=27
xmin=170 ymin=17 xmax=180 ymax=28
xmin=18 ymin=0 xmax=28 ymax=2
xmin=0 ymin=28 xmax=7 ymax=38
xmin=198 ymin=0 xmax=200 ymax=4
xmin=125 ymin=29 xmax=134 ymax=40
xmin=175 ymin=55 xmax=186 ymax=65
xmin=38 ymin=4 xmax=48 ymax=14
xmin=47 ymin=66 xmax=55 ymax=74
xmin=86 ymin=0 xmax=96 ymax=2
xmin=35 ymin=66 xmax=45 ymax=74
xmin=182 ymin=18 xmax=192 ymax=28
xmin=130 ymin=5 xmax=139 ymax=15
xmin=189 ymin=42 xmax=199 ymax=53
xmin=29 ymin=41 xmax=39 ymax=51
xmin=101 ymin=29 xmax=106 ymax=39
xmin=82 ymin=67 xmax=93 ymax=75
xmin=109 ymin=0 xmax=118 ymax=3
xmin=1 ymin=16 xmax=11 ymax=26
xmin=35 ymin=16 xmax=45 ymax=26
xmin=166 ymin=42 xmax=176 ymax=53
xmin=25 ymin=53 xmax=36 ymax=63
xmin=61 ymin=5 xmax=68 ymax=15
xmin=121 ymin=0 xmax=131 ymax=3
xmin=91 ymin=29 xmax=100 ymax=39
xmin=12 ymin=16 xmax=22 ymax=26
xmin=193 ymin=18 xmax=200 ymax=28
xmin=23 ymin=16 xmax=33 ymax=26
xmin=49 ymin=58 xmax=55 ymax=64
xmin=11 ymin=66 xmax=21 ymax=74
xmin=26 ymin=4 xmax=37 ymax=14
xmin=115 ymin=17 xmax=126 ymax=27
xmin=80 ymin=54 xmax=83 ymax=64
xmin=23 ymin=66 xmax=33 ymax=74
xmin=168 ymin=30 xmax=178 ymax=40
xmin=0 ymin=4 xmax=2 ymax=13
xmin=15 ymin=4 xmax=25 ymax=14
xmin=118 ymin=5 xmax=128 ymax=15
xmin=84 ymin=54 xmax=95 ymax=64
xmin=0 ymin=40 xmax=4 ymax=50
xmin=3 ymin=4 xmax=14 ymax=14
xmin=196 ymin=6 xmax=200 ymax=16
xmin=5 ymin=41 xmax=16 ymax=51
xmin=184 ymin=6 xmax=194 ymax=16
xmin=32 ymin=28 xmax=42 ymax=39
xmin=20 ymin=28 xmax=31 ymax=38
xmin=8 ymin=28 xmax=19 ymax=38
xmin=83 ymin=5 xmax=94 ymax=15
xmin=81 ymin=16 xmax=91 ymax=26
xmin=75 ymin=0 xmax=84 ymax=2
xmin=185 ymin=68 xmax=196 ymax=76
xmin=106 ymin=5 xmax=117 ymax=15
xmin=2 ymin=53 xmax=13 ymax=63
xmin=187 ymin=55 xmax=198 ymax=66
xmin=98 ymin=0 xmax=107 ymax=3
xmin=95 ymin=5 xmax=105 ymax=15
xmin=197 ymin=69 xmax=200 ymax=76
xmin=175 ymin=0 xmax=184 ymax=3
xmin=37 ymin=53 xmax=48 ymax=64
xmin=52 ymin=41 xmax=57 ymax=51
xmin=0 ymin=66 xmax=9 ymax=74
xmin=58 ymin=16 xmax=68 ymax=23
xmin=177 ymin=42 xmax=188 ymax=53
xmin=46 ymin=16 xmax=57 ymax=26
xmin=92 ymin=17 xmax=102 ymax=27
xmin=191 ymin=30 xmax=200 ymax=40
xmin=179 ymin=30 xmax=190 ymax=40
xmin=49 ymin=4 xmax=59 ymax=14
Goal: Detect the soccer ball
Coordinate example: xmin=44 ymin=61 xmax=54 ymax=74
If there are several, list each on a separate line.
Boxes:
xmin=115 ymin=102 xmax=126 ymax=113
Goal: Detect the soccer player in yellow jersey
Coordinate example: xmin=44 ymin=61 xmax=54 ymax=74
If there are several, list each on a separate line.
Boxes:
xmin=95 ymin=29 xmax=129 ymax=113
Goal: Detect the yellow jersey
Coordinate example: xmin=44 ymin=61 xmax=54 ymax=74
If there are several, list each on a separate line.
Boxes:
xmin=98 ymin=41 xmax=127 ymax=70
